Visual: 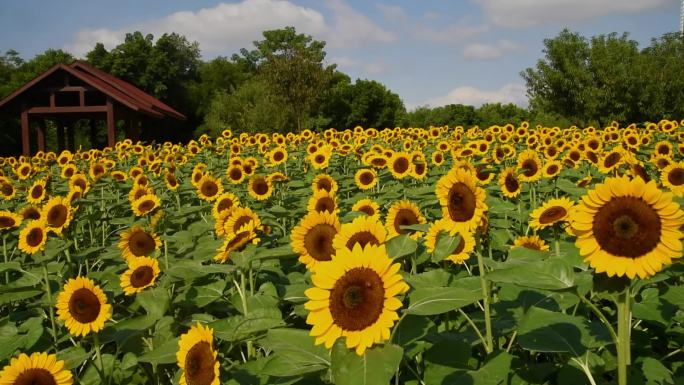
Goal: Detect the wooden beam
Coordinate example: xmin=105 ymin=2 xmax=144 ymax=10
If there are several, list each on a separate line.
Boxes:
xmin=79 ymin=90 xmax=85 ymax=106
xmin=36 ymin=120 xmax=45 ymax=152
xmin=28 ymin=106 xmax=107 ymax=114
xmin=21 ymin=104 xmax=30 ymax=156
xmin=106 ymin=97 xmax=115 ymax=148
xmin=44 ymin=85 xmax=94 ymax=92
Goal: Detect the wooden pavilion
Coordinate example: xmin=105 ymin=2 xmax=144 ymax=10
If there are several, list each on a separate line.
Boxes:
xmin=0 ymin=61 xmax=186 ymax=155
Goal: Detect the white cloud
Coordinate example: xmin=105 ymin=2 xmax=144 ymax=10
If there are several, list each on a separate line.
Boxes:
xmin=413 ymin=22 xmax=489 ymax=44
xmin=475 ymin=0 xmax=672 ymax=28
xmin=462 ymin=39 xmax=525 ymax=60
xmin=65 ymin=0 xmax=394 ymax=57
xmin=422 ymin=83 xmax=527 ymax=107
xmin=376 ymin=4 xmax=408 ymax=22
xmin=331 ymin=56 xmax=389 ymax=75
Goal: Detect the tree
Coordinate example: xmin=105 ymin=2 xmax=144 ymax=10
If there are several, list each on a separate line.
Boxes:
xmin=476 ymin=103 xmax=528 ymax=127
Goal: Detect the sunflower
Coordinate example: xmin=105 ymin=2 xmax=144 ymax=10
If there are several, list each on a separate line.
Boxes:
xmin=512 ymin=235 xmax=550 ymax=251
xmin=212 ymin=192 xmax=240 ymax=219
xmin=27 ymin=179 xmax=47 ymax=204
xmin=247 ymin=175 xmax=273 ymax=201
xmin=570 ymin=176 xmax=684 ymax=279
xmin=598 ymin=149 xmax=624 ymax=174
xmin=226 ymin=165 xmax=245 ymax=184
xmin=431 ymin=151 xmax=445 ymax=166
xmin=18 ymin=220 xmax=48 ymax=254
xmin=354 ymin=169 xmax=377 ymax=190
xmin=0 ymin=210 xmax=21 ymax=230
xmin=165 ymin=172 xmax=180 ymax=190
xmin=332 ymin=215 xmax=387 ymax=252
xmin=309 ymin=148 xmax=332 ymax=170
xmin=425 ymin=219 xmax=475 ymax=263
xmin=529 ymin=197 xmax=574 ymax=230
xmin=111 ymin=170 xmax=128 ymax=182
xmin=68 ymin=174 xmax=90 ymax=195
xmin=56 ymin=277 xmax=111 ymax=336
xmin=386 ymin=200 xmax=426 ymax=240
xmin=542 ymin=160 xmax=562 ymax=179
xmin=307 ymin=190 xmax=338 ymax=214
xmin=292 ymin=211 xmax=341 ymax=270
xmin=132 ymin=194 xmax=160 ymax=216
xmin=0 ymin=177 xmax=16 ymax=200
xmin=351 ymin=199 xmax=380 ymax=218
xmin=19 ymin=205 xmax=41 ymax=220
xmin=128 ymin=185 xmax=154 ymax=204
xmin=268 ymin=147 xmax=288 ymax=166
xmin=661 ymin=161 xmax=684 ymax=197
xmin=312 ymin=174 xmax=338 ymax=194
xmin=435 ymin=168 xmax=487 ymax=229
xmin=120 ymin=256 xmax=160 ymax=295
xmin=177 ymin=323 xmax=220 ymax=385
xmin=268 ymin=172 xmax=288 ymax=183
xmin=223 ymin=207 xmax=261 ymax=236
xmin=517 ymin=150 xmax=542 ymax=182
xmin=388 ymin=152 xmax=412 ymax=179
xmin=118 ymin=226 xmax=162 ymax=261
xmin=305 ymin=243 xmax=409 ymax=355
xmin=41 ymin=197 xmax=72 ymax=235
xmin=499 ymin=168 xmax=521 ymax=199
xmin=214 ymin=222 xmax=259 ymax=263
xmin=0 ymin=352 xmax=72 ymax=385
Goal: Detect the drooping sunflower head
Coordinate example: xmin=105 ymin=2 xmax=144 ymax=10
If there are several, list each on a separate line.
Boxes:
xmin=0 ymin=352 xmax=73 ymax=385
xmin=19 ymin=204 xmax=42 ymax=221
xmin=121 ymin=256 xmax=161 ymax=295
xmin=307 ymin=189 xmax=338 ymax=214
xmin=513 ymin=235 xmax=550 ymax=251
xmin=312 ymin=174 xmax=338 ymax=194
xmin=0 ymin=210 xmax=22 ymax=231
xmin=196 ymin=174 xmax=224 ymax=202
xmin=291 ymin=210 xmax=341 ymax=270
xmin=498 ymin=167 xmax=521 ymax=199
xmin=56 ymin=277 xmax=111 ymax=337
xmin=425 ymin=218 xmax=475 ymax=264
xmin=661 ymin=161 xmax=684 ymax=197
xmin=41 ymin=197 xmax=72 ymax=235
xmin=132 ymin=194 xmax=160 ymax=216
xmin=386 ymin=200 xmax=426 ymax=240
xmin=351 ymin=199 xmax=380 ymax=218
xmin=176 ymin=323 xmax=220 ymax=385
xmin=332 ymin=214 xmax=387 ymax=252
xmin=435 ymin=167 xmax=487 ymax=229
xmin=529 ymin=197 xmax=575 ymax=230
xmin=18 ymin=220 xmax=48 ymax=254
xmin=570 ymin=176 xmax=684 ymax=279
xmin=247 ymin=175 xmax=273 ymax=201
xmin=213 ymin=221 xmax=259 ymax=263
xmin=118 ymin=225 xmax=162 ymax=260
xmin=27 ymin=179 xmax=47 ymax=204
xmin=224 ymin=207 xmax=261 ymax=237
xmin=305 ymin=243 xmax=409 ymax=355
xmin=354 ymin=169 xmax=377 ymax=190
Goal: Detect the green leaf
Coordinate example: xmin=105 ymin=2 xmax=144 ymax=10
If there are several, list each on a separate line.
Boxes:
xmin=406 ymin=286 xmax=483 ymax=315
xmin=176 ymin=279 xmax=226 ymax=308
xmin=486 ymin=258 xmax=575 ymax=290
xmin=58 ymin=346 xmax=92 ymax=369
xmin=386 ymin=235 xmax=418 ymax=259
xmin=259 ymin=328 xmax=330 ymax=377
xmin=641 ymin=357 xmax=673 ymax=385
xmin=211 ymin=308 xmax=284 ymax=343
xmin=331 ymin=341 xmax=403 ymax=385
xmin=432 ymin=232 xmax=462 ymax=262
xmin=0 ymin=288 xmax=43 ymax=305
xmin=661 ymin=284 xmax=684 ymax=308
xmin=136 ymin=286 xmax=170 ymax=318
xmin=137 ymin=337 xmax=180 ymax=364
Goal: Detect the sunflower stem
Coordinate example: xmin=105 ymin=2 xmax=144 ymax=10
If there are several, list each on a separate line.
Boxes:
xmin=616 ymin=284 xmax=631 ymax=385
xmin=475 ymin=250 xmax=494 ymax=354
xmin=42 ymin=264 xmax=58 ymax=348
xmin=93 ymin=332 xmax=108 ymax=384
xmin=458 ymin=308 xmax=488 ymax=350
xmin=3 ymin=234 xmax=8 ymax=284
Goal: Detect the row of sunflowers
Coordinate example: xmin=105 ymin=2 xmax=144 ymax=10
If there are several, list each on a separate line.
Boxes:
xmin=0 ymin=119 xmax=683 ymax=385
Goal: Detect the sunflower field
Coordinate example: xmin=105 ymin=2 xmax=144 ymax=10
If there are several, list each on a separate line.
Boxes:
xmin=1 ymin=120 xmax=684 ymax=385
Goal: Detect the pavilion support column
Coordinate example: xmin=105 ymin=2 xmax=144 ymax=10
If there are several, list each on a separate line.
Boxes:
xmin=106 ymin=97 xmax=116 ymax=148
xmin=35 ymin=120 xmax=46 ymax=153
xmin=21 ymin=104 xmax=30 ymax=156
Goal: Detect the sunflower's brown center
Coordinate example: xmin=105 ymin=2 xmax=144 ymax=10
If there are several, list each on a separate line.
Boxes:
xmin=522 ymin=159 xmax=538 ymax=177
xmin=668 ymin=168 xmax=684 ymax=186
xmin=371 ymin=157 xmax=387 ymax=168
xmin=232 ymin=215 xmax=253 ymax=234
xmin=217 ymin=199 xmax=234 ymax=213
xmin=133 ymin=189 xmax=147 ymax=201
xmin=546 ymin=147 xmax=558 ymax=158
xmin=314 ymin=155 xmax=326 ymax=164
xmin=47 ymin=205 xmax=68 ymax=228
xmin=129 ymin=231 xmax=156 ymax=256
xmin=504 ymin=173 xmax=519 ymax=193
xmin=225 ymin=230 xmax=252 ymax=252
xmin=603 ymin=152 xmax=621 ymax=168
xmin=586 ymin=151 xmax=598 ymax=164
xmin=316 ymin=178 xmax=333 ymax=192
xmin=657 ymin=145 xmax=669 ymax=155
xmin=539 ymin=207 xmax=567 ymax=224
xmin=627 ymin=137 xmax=637 ymax=146
xmin=570 ymin=151 xmax=581 ymax=162
xmin=476 ymin=167 xmax=492 ymax=181
xmin=184 ymin=341 xmax=215 ymax=385
xmin=315 ymin=197 xmax=335 ymax=213
xmin=329 ymin=267 xmax=385 ymax=331
xmin=304 ymin=223 xmax=336 ymax=261
xmin=23 ymin=207 xmax=41 ymax=220
xmin=26 ymin=227 xmax=44 ymax=247
xmin=394 ymin=208 xmax=419 ymax=235
xmin=251 ymin=179 xmax=268 ymax=196
xmin=414 ymin=163 xmax=426 ymax=175
xmin=345 ymin=231 xmax=380 ymax=250
xmin=200 ymin=180 xmax=219 ymax=198
xmin=592 ymin=197 xmax=662 ymax=258
xmin=359 ymin=171 xmax=374 ymax=186
xmin=13 ymin=368 xmax=57 ymax=385
xmin=393 ymin=157 xmax=409 ymax=174
xmin=521 ymin=240 xmax=541 ymax=250
xmin=130 ymin=266 xmax=155 ymax=288
xmin=0 ymin=216 xmax=16 ymax=228
xmin=167 ymin=174 xmax=178 ymax=186
xmin=357 ymin=206 xmax=376 ymax=216
xmin=138 ymin=199 xmax=156 ymax=214
xmin=20 ymin=167 xmax=30 ymax=176
xmin=1 ymin=183 xmax=13 ymax=196
xmin=632 ymin=164 xmax=650 ymax=182
xmin=452 ymin=235 xmax=466 ymax=255
xmin=93 ymin=164 xmax=105 ymax=176
xmin=31 ymin=185 xmax=44 ymax=199
xmin=229 ymin=168 xmax=243 ymax=181
xmin=446 ymin=181 xmax=474 ymax=219
xmin=68 ymin=288 xmax=101 ymax=323
xmin=273 ymin=151 xmax=284 ymax=162
xmin=546 ymin=164 xmax=559 ymax=175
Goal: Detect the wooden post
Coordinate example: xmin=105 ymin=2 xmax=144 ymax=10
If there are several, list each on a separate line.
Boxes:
xmin=21 ymin=104 xmax=30 ymax=156
xmin=106 ymin=97 xmax=115 ymax=147
xmin=36 ymin=120 xmax=46 ymax=152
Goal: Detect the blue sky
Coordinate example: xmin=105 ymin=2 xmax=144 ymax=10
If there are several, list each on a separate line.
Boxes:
xmin=1 ymin=0 xmax=681 ymax=109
